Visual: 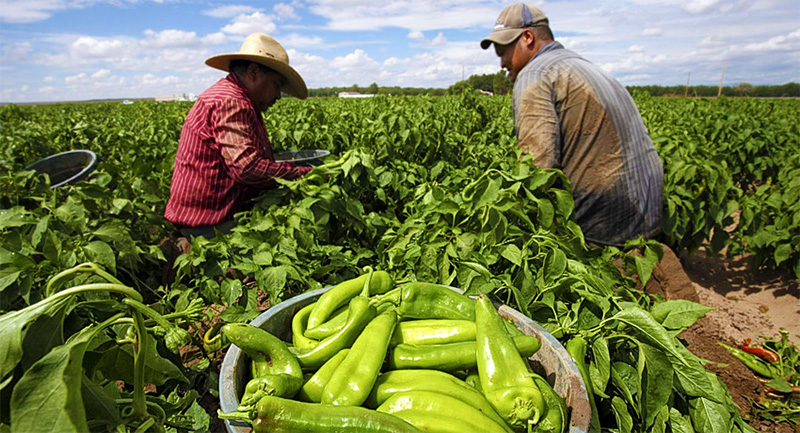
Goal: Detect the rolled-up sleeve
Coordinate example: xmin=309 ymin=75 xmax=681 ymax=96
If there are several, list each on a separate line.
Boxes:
xmin=214 ymin=99 xmax=311 ymax=187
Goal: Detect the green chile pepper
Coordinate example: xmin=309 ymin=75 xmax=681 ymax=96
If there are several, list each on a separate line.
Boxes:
xmin=389 ymin=334 xmax=541 ymax=371
xmin=476 ymin=295 xmax=545 ymax=429
xmin=306 ymin=268 xmax=393 ymax=331
xmin=291 ymin=302 xmax=319 ymax=349
xmin=366 ymin=369 xmax=510 ymax=431
xmin=292 ymin=295 xmax=377 ymax=369
xmin=295 ymin=349 xmax=350 ymax=403
xmin=565 ymin=336 xmax=601 ymax=432
xmin=238 ymin=374 xmax=296 ymax=411
xmin=390 ymin=319 xmax=476 ymax=346
xmin=465 ymin=368 xmax=482 ymax=391
xmin=322 ymin=311 xmax=398 ymax=406
xmin=377 ymin=390 xmax=510 ymax=433
xmin=303 ymin=304 xmax=348 ymax=340
xmin=218 ymin=394 xmax=420 ymax=433
xmin=377 ymin=282 xmax=476 ymax=320
xmin=718 ymin=342 xmax=780 ymax=378
xmin=221 ymin=323 xmax=303 ymax=398
xmin=531 ymin=374 xmax=567 ymax=433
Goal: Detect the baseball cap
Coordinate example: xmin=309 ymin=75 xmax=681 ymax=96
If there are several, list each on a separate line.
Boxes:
xmin=480 ymin=3 xmax=549 ymax=50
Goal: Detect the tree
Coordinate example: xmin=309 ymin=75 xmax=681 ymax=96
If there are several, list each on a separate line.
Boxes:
xmin=366 ymin=83 xmax=379 ymax=94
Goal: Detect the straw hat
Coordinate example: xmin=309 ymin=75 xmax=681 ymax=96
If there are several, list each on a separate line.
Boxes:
xmin=205 ymin=33 xmax=308 ymax=99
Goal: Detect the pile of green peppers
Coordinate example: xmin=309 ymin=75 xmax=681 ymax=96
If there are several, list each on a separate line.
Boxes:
xmin=217 ymin=270 xmax=568 ymax=433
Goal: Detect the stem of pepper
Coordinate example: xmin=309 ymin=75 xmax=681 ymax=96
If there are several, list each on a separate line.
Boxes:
xmin=45 ymin=262 xmax=125 ymax=296
xmin=130 ymin=308 xmax=150 ymax=421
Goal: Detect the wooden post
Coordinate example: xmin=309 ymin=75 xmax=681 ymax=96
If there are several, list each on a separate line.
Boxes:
xmin=717 ymin=60 xmax=726 ymax=97
xmin=684 ymin=72 xmax=691 ymax=97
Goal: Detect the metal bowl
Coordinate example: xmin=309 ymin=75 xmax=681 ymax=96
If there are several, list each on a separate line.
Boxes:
xmin=24 ymin=149 xmax=99 ymax=188
xmin=219 ymin=287 xmax=591 ymax=433
xmin=274 ymin=149 xmax=331 ymax=166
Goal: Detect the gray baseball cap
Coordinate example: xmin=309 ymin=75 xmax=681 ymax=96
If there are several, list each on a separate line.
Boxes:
xmin=480 ymin=3 xmax=549 ymax=50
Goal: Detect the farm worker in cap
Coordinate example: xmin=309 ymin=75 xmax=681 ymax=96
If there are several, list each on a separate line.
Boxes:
xmin=481 ymin=4 xmax=664 ymax=247
xmin=165 ymin=33 xmax=312 ymax=239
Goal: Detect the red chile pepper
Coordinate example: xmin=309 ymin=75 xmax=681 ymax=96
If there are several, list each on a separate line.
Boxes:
xmin=741 ymin=338 xmax=779 ymax=363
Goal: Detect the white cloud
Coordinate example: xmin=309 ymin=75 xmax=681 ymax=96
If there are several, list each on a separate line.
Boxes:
xmin=273 ymin=3 xmax=299 ymax=20
xmin=65 ymin=72 xmax=88 ymax=84
xmin=70 ymin=37 xmax=128 ymax=59
xmin=221 ymin=12 xmax=278 ymax=35
xmin=142 ymin=29 xmax=199 ymax=48
xmin=408 ymin=31 xmax=425 ymax=41
xmin=202 ymin=32 xmax=228 ymax=45
xmin=282 ymin=33 xmax=325 ymax=48
xmin=92 ymin=69 xmax=111 ymax=79
xmin=642 ymin=28 xmax=663 ymax=37
xmin=742 ymin=29 xmax=800 ymax=52
xmin=308 ymin=0 xmax=499 ymax=32
xmin=330 ymin=49 xmax=379 ymax=71
xmin=0 ymin=0 xmax=65 ymax=23
xmin=203 ymin=5 xmax=259 ymax=19
xmin=430 ymin=32 xmax=447 ymax=47
xmin=681 ymin=0 xmax=721 ymax=14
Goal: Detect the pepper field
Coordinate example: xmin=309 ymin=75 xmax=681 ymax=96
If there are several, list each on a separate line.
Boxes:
xmin=1 ymin=93 xmax=798 ymax=432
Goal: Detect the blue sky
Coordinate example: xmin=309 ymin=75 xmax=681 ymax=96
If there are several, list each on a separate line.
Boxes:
xmin=1 ymin=0 xmax=798 ymax=103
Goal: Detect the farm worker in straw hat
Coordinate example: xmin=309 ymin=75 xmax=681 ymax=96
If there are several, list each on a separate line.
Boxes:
xmin=481 ymin=4 xmax=664 ymax=248
xmin=165 ymin=33 xmax=313 ymax=239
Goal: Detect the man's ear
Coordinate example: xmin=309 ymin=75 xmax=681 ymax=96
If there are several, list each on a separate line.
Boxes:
xmin=521 ymin=29 xmax=536 ymax=48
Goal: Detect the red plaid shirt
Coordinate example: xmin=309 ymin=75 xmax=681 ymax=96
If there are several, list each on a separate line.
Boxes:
xmin=165 ymin=74 xmax=311 ymax=227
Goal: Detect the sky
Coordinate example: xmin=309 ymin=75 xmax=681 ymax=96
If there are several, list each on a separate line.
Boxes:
xmin=1 ymin=0 xmax=798 ymax=103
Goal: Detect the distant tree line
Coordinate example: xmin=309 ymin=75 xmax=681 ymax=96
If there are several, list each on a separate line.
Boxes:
xmin=627 ymin=82 xmax=799 ymax=98
xmin=308 ymin=75 xmax=798 ymax=98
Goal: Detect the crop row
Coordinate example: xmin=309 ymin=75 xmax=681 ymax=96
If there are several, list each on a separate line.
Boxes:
xmin=1 ymin=93 xmax=797 ymax=432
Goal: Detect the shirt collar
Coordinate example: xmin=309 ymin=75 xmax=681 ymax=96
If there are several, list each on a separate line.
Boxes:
xmin=531 ymin=41 xmax=563 ymax=62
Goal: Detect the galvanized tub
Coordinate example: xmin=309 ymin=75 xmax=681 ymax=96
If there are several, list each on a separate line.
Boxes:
xmin=219 ymin=286 xmax=591 ymax=433
xmin=24 ymin=149 xmax=98 ymax=188
xmin=274 ymin=149 xmax=331 ymax=166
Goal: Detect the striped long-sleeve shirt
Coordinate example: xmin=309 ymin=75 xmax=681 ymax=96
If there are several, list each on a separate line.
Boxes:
xmin=512 ymin=41 xmax=664 ymax=247
xmin=165 ymin=74 xmax=311 ymax=227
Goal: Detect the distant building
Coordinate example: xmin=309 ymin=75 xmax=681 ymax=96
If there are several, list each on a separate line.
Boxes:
xmin=155 ymin=93 xmax=188 ymax=102
xmin=337 ymin=92 xmax=375 ymax=98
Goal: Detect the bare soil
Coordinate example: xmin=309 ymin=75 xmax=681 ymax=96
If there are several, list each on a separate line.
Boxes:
xmin=675 ymin=247 xmax=799 ymax=433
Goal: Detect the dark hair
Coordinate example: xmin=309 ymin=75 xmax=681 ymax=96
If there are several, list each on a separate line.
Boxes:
xmin=531 ymin=25 xmax=554 ymax=41
xmin=229 ymin=59 xmax=275 ymax=77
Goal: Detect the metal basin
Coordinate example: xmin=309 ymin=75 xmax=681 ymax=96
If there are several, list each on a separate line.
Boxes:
xmin=274 ymin=149 xmax=331 ymax=166
xmin=24 ymin=149 xmax=98 ymax=188
xmin=219 ymin=287 xmax=591 ymax=433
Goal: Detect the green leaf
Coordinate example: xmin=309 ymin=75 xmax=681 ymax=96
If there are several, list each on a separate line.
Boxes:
xmin=611 ymin=361 xmax=640 ymax=415
xmin=0 ymin=206 xmax=34 ymax=229
xmin=651 ymin=300 xmax=714 ymax=330
xmin=81 ymin=374 xmax=123 ymax=430
xmin=611 ymin=395 xmax=634 ymax=433
xmin=82 ymin=241 xmax=116 ymax=274
xmin=255 ymin=266 xmax=287 ymax=305
xmin=0 ymin=296 xmax=73 ymax=389
xmin=633 ymin=246 xmax=659 ymax=286
xmin=500 ymin=244 xmax=523 ymax=267
xmin=668 ymin=407 xmax=695 ymax=433
xmin=588 ymin=336 xmax=611 ymax=397
xmin=773 ymin=243 xmax=791 ymax=266
xmin=10 ymin=325 xmax=104 ymax=433
xmin=96 ymin=334 xmax=188 ymax=386
xmin=640 ymin=342 xmax=674 ymax=429
xmin=688 ymin=396 xmax=732 ymax=433
xmin=221 ymin=278 xmax=243 ymax=306
xmin=610 ymin=307 xmax=687 ymax=365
